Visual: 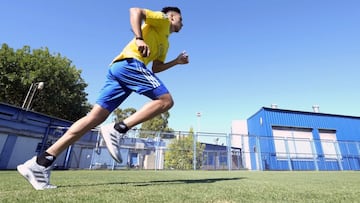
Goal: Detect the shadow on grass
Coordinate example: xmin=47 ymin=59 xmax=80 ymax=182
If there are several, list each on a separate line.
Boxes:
xmin=135 ymin=177 xmax=246 ymax=187
xmin=60 ymin=177 xmax=246 ymax=188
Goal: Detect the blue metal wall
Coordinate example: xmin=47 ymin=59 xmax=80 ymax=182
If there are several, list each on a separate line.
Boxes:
xmin=247 ymin=107 xmax=360 ymax=171
xmin=0 ymin=102 xmax=97 ymax=169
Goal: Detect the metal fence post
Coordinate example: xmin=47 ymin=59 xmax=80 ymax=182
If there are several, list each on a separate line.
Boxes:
xmin=155 ymin=131 xmax=161 ymax=171
xmin=310 ymin=139 xmax=319 ymax=171
xmin=64 ymin=145 xmax=73 ymax=169
xmin=334 ymin=141 xmax=343 ymax=171
xmin=227 ymin=133 xmax=232 ymax=171
xmin=240 ymin=134 xmax=244 ymax=169
xmin=284 ymin=138 xmax=293 ymax=171
xmin=255 ymin=136 xmax=263 ymax=170
xmin=39 ymin=125 xmax=51 ymax=155
xmin=193 ymin=132 xmax=197 ymax=170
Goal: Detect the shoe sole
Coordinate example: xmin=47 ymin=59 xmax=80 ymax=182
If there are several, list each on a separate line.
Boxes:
xmin=17 ymin=164 xmax=43 ymax=190
xmin=100 ymin=128 xmax=123 ymax=163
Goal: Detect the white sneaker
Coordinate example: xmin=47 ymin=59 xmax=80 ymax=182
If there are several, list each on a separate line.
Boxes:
xmin=17 ymin=156 xmax=57 ymax=190
xmin=100 ymin=122 xmax=124 ymax=163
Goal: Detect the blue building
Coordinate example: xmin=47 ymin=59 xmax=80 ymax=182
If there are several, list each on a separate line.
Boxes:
xmin=0 ymin=102 xmax=98 ymax=169
xmin=201 ymin=143 xmax=242 ymax=170
xmin=246 ymin=107 xmax=360 ymax=171
xmin=0 ymin=102 xmax=168 ymax=170
xmin=2 ymin=102 xmax=360 ymax=171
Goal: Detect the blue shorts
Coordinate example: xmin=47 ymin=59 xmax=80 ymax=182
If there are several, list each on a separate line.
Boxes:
xmin=96 ymin=58 xmax=169 ymax=112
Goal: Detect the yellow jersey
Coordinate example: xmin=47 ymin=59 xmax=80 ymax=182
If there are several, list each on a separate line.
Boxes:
xmin=112 ymin=9 xmax=170 ymax=65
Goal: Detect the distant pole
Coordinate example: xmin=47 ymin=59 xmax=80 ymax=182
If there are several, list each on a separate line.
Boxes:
xmin=22 ymin=82 xmax=44 ymax=111
xmin=196 ymin=112 xmax=201 ymax=132
xmin=194 ymin=112 xmax=201 ymax=171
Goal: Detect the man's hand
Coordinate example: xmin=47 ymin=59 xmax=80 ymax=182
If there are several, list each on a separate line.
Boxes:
xmin=136 ymin=39 xmax=150 ymax=57
xmin=176 ymin=51 xmax=189 ymax=64
xmin=152 ymin=51 xmax=189 ymax=73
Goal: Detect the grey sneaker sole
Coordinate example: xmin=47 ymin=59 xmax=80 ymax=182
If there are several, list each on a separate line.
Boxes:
xmin=17 ymin=164 xmax=43 ymax=190
xmin=17 ymin=164 xmax=57 ymax=190
xmin=100 ymin=129 xmax=123 ymax=163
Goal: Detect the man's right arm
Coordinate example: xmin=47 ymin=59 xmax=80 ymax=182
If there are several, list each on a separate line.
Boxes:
xmin=129 ymin=8 xmax=145 ymax=39
xmin=129 ymin=7 xmax=150 ymax=57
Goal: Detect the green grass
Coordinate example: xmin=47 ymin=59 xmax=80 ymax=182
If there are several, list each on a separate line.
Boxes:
xmin=1 ymin=170 xmax=359 ymax=203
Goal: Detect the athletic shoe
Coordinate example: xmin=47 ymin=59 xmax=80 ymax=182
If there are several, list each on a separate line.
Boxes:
xmin=17 ymin=156 xmax=57 ymax=190
xmin=100 ymin=122 xmax=124 ymax=163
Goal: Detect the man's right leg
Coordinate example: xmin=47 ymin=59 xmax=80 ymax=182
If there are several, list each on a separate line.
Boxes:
xmin=17 ymin=104 xmax=110 ymax=190
xmin=101 ymin=93 xmax=174 ymax=163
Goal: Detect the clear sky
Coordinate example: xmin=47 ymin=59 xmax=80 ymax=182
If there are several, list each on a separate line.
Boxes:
xmin=2 ymin=0 xmax=360 ymax=133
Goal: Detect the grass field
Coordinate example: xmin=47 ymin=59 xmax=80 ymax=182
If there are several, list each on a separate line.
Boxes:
xmin=1 ymin=170 xmax=359 ymax=203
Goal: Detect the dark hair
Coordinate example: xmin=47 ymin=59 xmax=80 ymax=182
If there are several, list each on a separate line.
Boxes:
xmin=161 ymin=7 xmax=181 ymax=14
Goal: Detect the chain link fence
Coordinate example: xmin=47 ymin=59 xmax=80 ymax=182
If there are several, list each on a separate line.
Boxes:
xmin=87 ymin=129 xmax=360 ymax=171
xmin=2 ymin=103 xmax=358 ymax=171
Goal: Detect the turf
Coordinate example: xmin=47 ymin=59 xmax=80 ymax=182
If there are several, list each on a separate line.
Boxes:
xmin=1 ymin=170 xmax=359 ymax=202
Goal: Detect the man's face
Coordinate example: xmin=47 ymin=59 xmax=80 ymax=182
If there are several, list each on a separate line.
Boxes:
xmin=170 ymin=12 xmax=183 ymax=33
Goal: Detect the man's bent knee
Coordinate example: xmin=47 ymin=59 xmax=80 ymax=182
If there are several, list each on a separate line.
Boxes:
xmin=88 ymin=104 xmax=111 ymax=124
xmin=159 ymin=94 xmax=174 ymax=111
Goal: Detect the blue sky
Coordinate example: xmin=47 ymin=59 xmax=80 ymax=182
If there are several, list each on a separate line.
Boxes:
xmin=2 ymin=0 xmax=360 ymax=133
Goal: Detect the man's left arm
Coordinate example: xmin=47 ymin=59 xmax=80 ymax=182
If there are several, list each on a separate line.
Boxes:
xmin=152 ymin=51 xmax=189 ymax=73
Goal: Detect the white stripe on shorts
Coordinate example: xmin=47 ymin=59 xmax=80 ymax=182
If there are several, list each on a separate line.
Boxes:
xmin=137 ymin=64 xmax=160 ymax=88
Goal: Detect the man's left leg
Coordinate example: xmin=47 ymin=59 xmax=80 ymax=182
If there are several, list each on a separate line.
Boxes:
xmin=17 ymin=105 xmax=110 ymax=190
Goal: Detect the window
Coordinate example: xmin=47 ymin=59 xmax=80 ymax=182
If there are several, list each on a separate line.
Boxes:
xmin=319 ymin=130 xmax=339 ymax=159
xmin=272 ymin=127 xmax=314 ymax=159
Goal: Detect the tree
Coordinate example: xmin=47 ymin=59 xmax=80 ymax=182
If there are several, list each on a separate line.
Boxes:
xmin=164 ymin=128 xmax=205 ymax=170
xmin=0 ymin=43 xmax=91 ymax=121
xmin=112 ymin=107 xmax=136 ymax=122
xmin=111 ymin=107 xmax=173 ymax=138
xmin=139 ymin=111 xmax=173 ymax=138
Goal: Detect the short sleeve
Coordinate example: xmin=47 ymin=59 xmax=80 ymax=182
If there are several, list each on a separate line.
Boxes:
xmin=144 ymin=9 xmax=169 ymax=28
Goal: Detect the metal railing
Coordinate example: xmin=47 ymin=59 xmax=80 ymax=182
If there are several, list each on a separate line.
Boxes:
xmin=88 ymin=130 xmax=360 ymax=171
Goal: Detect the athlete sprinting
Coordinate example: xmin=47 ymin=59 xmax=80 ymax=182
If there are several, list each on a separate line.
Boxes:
xmin=17 ymin=6 xmax=189 ymax=190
